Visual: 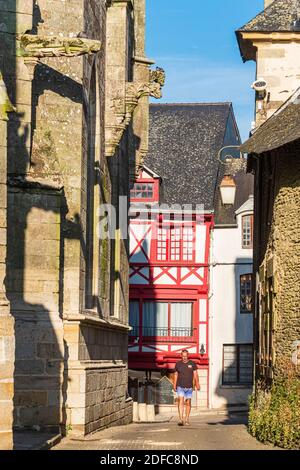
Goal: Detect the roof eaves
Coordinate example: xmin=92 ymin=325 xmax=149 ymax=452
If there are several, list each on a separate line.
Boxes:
xmin=241 ymin=85 xmax=300 ymax=154
xmin=142 ymin=164 xmax=161 ymax=180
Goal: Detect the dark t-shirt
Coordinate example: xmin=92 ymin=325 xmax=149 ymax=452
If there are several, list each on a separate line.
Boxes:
xmin=175 ymin=360 xmax=197 ymax=389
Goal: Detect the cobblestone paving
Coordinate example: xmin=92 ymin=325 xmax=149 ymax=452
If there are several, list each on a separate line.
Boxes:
xmin=54 ymin=413 xmax=279 ymax=451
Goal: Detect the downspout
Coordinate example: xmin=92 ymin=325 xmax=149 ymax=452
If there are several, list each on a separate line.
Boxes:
xmin=208 ymin=222 xmax=214 ymax=409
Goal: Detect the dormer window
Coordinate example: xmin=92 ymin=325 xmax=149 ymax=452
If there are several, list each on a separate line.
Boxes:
xmin=130 ymin=168 xmax=159 ymax=203
xmin=242 ymin=214 xmax=253 ymax=249
xmin=130 ymin=182 xmax=154 ymax=200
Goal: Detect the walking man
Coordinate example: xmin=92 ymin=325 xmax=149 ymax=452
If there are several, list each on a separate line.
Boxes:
xmin=173 ymin=350 xmax=200 ymax=426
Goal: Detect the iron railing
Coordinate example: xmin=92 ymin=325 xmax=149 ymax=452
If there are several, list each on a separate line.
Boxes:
xmin=129 ymin=326 xmax=196 ymax=341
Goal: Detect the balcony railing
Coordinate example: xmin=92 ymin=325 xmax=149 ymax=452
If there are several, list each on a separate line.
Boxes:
xmin=129 ymin=326 xmax=196 ymax=342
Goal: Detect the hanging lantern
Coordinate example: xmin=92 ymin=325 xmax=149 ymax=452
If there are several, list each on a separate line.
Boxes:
xmin=219 ymin=175 xmax=236 ymax=206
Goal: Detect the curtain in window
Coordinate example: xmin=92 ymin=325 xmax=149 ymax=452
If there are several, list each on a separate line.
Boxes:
xmin=170 ymin=303 xmax=192 ymax=337
xmin=143 ymin=302 xmax=168 ymax=336
xmin=129 ymin=301 xmax=139 ymax=336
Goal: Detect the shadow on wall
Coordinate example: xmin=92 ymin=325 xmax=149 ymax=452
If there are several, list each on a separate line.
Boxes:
xmin=128 ymin=235 xmax=200 ymax=407
xmin=213 ymin=257 xmax=254 ymax=409
xmin=0 ymin=0 xmax=94 ymax=446
xmin=107 ymin=121 xmax=136 ymax=322
xmin=6 ymin=130 xmax=89 ymax=443
xmin=128 ymin=236 xmax=158 ymax=367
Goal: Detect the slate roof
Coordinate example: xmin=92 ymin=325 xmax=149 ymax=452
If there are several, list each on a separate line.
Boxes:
xmin=241 ymin=87 xmax=300 ymax=155
xmin=238 ymin=0 xmax=300 ymax=33
xmin=236 ymin=195 xmax=254 ymax=216
xmin=145 ymin=103 xmax=240 ymax=211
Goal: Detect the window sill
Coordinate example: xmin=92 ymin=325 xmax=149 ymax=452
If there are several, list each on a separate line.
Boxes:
xmin=220 ymin=384 xmax=253 ymax=389
xmin=65 ymin=311 xmax=131 ymax=332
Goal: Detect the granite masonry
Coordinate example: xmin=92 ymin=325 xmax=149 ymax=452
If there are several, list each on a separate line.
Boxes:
xmin=237 ymin=0 xmax=300 ymax=382
xmin=0 ymin=0 xmax=164 ymax=448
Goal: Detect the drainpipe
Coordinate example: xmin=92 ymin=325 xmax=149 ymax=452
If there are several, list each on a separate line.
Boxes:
xmin=208 ymin=225 xmax=214 ymax=410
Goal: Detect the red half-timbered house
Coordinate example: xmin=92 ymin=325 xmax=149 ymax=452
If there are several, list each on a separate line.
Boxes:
xmin=128 ymin=103 xmax=241 ymax=408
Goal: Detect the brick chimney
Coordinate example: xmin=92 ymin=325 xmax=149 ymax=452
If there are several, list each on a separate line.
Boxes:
xmin=264 ymin=0 xmax=274 ymax=7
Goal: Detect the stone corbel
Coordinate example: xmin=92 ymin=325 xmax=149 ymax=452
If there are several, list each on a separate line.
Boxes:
xmin=17 ymin=34 xmax=102 ymax=59
xmin=105 ymin=67 xmax=165 ymax=157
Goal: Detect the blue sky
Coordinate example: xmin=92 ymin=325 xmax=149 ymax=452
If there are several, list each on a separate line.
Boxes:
xmin=146 ymin=0 xmax=263 ymax=141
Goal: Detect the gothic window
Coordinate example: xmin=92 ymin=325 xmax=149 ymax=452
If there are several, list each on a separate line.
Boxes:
xmin=85 ymin=67 xmax=97 ymax=310
xmin=240 ymin=274 xmax=253 ymax=313
xmin=223 ymin=344 xmax=253 ymax=385
xmin=242 ymin=214 xmax=253 ymax=249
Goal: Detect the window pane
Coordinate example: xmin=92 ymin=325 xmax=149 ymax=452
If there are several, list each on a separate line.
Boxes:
xmin=240 ymin=274 xmax=253 ymax=313
xmin=129 ymin=301 xmax=139 ymax=337
xmin=182 ymin=227 xmax=194 ymax=261
xmin=143 ymin=302 xmax=168 ymax=337
xmin=130 ymin=182 xmax=154 ymax=200
xmin=170 ymin=227 xmax=181 ymax=261
xmin=157 ymin=228 xmax=167 ymax=261
xmin=170 ymin=303 xmax=193 ymax=337
xmin=239 ymin=345 xmax=253 ymax=384
xmin=223 ymin=345 xmax=238 ymax=384
xmin=242 ymin=215 xmax=253 ymax=248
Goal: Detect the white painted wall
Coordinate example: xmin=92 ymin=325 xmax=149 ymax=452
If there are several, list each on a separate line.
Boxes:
xmin=210 ymin=207 xmax=253 ymax=409
xmin=256 ymin=41 xmax=300 ymax=121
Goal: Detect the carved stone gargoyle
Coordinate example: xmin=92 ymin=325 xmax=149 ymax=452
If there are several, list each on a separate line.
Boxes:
xmin=17 ymin=34 xmax=102 ymax=58
xmin=105 ymin=67 xmax=166 ymax=157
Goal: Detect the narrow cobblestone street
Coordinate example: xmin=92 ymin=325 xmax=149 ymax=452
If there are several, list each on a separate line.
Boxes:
xmin=1 ymin=0 xmax=299 ymax=455
xmin=53 ymin=412 xmax=279 ymax=451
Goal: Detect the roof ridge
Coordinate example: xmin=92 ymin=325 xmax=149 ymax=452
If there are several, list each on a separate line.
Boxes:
xmin=237 ymin=0 xmax=298 ymax=33
xmin=150 ymin=102 xmax=232 ymax=107
xmin=238 ymin=1 xmax=272 ymax=31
